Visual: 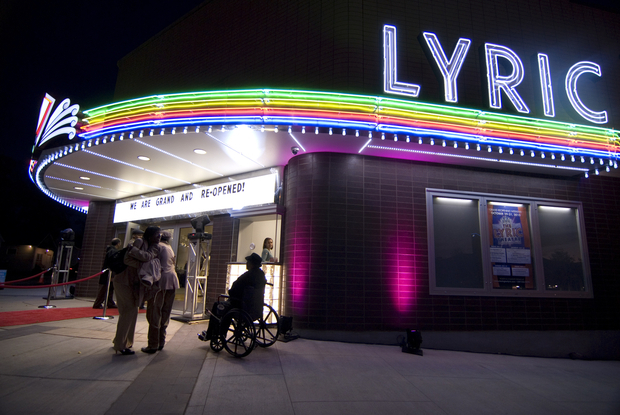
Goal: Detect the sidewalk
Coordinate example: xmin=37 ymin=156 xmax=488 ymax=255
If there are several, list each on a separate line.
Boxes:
xmin=0 ymin=288 xmax=619 ymax=415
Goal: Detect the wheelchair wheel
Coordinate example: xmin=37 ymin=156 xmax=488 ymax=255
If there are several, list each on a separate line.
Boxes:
xmin=210 ymin=335 xmax=224 ymax=352
xmin=254 ymin=304 xmax=280 ymax=348
xmin=222 ymin=309 xmax=256 ymax=358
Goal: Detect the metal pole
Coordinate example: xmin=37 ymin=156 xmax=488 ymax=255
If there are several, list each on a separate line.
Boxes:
xmin=94 ymin=269 xmax=114 ymax=320
xmin=39 ymin=267 xmax=57 ymax=309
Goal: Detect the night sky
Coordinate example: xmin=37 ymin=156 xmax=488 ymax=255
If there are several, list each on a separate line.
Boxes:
xmin=0 ymin=0 xmax=205 ymax=246
xmin=0 ymin=0 xmax=617 ymax=247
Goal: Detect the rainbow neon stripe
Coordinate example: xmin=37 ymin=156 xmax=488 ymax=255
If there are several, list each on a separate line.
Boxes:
xmin=80 ymin=89 xmax=619 ymax=158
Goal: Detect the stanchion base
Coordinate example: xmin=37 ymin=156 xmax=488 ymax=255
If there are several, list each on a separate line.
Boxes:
xmin=93 ymin=316 xmax=114 ymax=320
xmin=38 ymin=305 xmax=57 ymax=309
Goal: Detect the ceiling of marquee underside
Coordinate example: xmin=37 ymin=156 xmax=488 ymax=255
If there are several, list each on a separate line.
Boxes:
xmin=39 ymin=125 xmax=619 ymax=210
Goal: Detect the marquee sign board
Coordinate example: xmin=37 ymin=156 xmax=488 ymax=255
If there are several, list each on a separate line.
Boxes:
xmin=113 ymin=174 xmax=276 ymax=223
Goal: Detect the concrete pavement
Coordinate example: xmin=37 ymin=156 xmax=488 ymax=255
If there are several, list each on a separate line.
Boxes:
xmin=0 ymin=288 xmax=619 ymax=415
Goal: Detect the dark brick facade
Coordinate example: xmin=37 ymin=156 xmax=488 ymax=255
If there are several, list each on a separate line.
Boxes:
xmin=283 ymin=152 xmax=620 ymax=332
xmin=204 ymin=214 xmax=240 ymax=305
xmin=114 ymin=0 xmax=620 ymax=127
xmin=84 ymin=0 xmax=620 ymax=339
xmin=75 ymin=201 xmax=116 ymax=298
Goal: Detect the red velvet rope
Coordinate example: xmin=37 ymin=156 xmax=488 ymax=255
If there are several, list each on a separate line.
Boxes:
xmin=0 ymin=269 xmax=108 ymax=289
xmin=0 ymin=267 xmax=53 ymax=285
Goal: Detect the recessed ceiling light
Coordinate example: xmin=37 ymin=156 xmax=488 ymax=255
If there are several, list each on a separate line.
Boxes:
xmin=193 ymin=149 xmax=207 ymax=155
xmin=74 ymin=187 xmax=84 ymax=190
xmin=137 ymin=155 xmax=150 ymax=161
xmin=79 ymin=176 xmax=91 ymax=180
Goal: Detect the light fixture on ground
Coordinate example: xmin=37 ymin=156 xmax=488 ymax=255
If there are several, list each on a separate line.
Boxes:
xmin=402 ymin=329 xmax=423 ymax=356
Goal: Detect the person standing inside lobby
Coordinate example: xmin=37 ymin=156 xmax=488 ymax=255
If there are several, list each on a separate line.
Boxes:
xmin=261 ymin=237 xmax=277 ymax=263
xmin=93 ymin=238 xmax=121 ymax=309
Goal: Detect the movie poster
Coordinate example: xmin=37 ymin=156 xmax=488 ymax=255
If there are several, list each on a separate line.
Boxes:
xmin=488 ymin=204 xmax=533 ymax=289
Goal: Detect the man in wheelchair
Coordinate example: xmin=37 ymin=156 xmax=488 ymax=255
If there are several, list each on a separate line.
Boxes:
xmin=198 ymin=252 xmax=266 ymax=342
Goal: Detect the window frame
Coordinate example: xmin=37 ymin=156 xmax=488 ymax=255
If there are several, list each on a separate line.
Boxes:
xmin=426 ymin=188 xmax=592 ymax=298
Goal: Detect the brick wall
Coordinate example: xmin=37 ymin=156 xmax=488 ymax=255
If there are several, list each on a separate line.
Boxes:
xmin=114 ymin=0 xmax=620 ymax=127
xmin=283 ymin=152 xmax=620 ymax=332
xmin=75 ymin=201 xmax=116 ymax=298
xmin=205 ymin=214 xmax=240 ymax=305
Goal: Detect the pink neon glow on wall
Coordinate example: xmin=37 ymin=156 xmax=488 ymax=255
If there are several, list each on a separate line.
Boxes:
xmin=386 ymin=226 xmax=417 ymax=321
xmin=285 ymin=219 xmax=311 ymax=318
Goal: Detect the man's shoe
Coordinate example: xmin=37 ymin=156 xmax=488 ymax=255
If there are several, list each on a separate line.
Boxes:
xmin=141 ymin=347 xmax=158 ymax=354
xmin=198 ymin=331 xmax=211 ymax=341
xmin=92 ymin=305 xmax=103 ymax=309
xmin=107 ymin=303 xmax=118 ymax=308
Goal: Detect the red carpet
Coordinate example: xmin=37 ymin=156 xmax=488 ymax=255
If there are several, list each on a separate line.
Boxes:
xmin=0 ymin=307 xmax=145 ymax=327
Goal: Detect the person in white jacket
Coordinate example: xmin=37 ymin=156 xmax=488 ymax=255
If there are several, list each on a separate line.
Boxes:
xmin=142 ymin=231 xmax=180 ymax=353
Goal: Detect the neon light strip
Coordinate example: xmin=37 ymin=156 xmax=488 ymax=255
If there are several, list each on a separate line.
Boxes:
xmin=35 ymin=94 xmax=55 ymax=144
xmin=81 ymin=109 xmax=613 ymax=154
xmin=375 ymin=124 xmax=613 ymax=157
xmin=288 ymin=132 xmax=306 ymax=152
xmin=83 ymin=114 xmax=615 ymax=159
xmin=82 ymin=150 xmax=192 ymax=184
xmin=383 ymin=25 xmax=421 ymax=97
xmin=82 ymin=89 xmax=614 ymax=136
xmin=46 ymin=176 xmax=133 ymax=197
xmin=33 ymin=158 xmax=88 ymax=213
xmin=537 ymin=54 xmax=555 ymax=118
xmin=46 ymin=176 xmax=102 ymax=188
xmin=485 ymin=43 xmax=529 ymax=113
xmin=205 ymin=133 xmax=265 ymax=168
xmin=134 ymin=139 xmax=223 ymax=176
xmin=359 ymin=138 xmax=372 ymax=153
xmin=566 ymin=62 xmax=608 ymax=124
xmin=47 ymin=186 xmax=116 ymax=200
xmin=80 ymin=90 xmax=618 ymax=151
xmin=422 ymin=32 xmax=471 ymax=103
xmin=55 ymin=163 xmax=164 ymax=190
xmin=366 ymin=144 xmax=589 ymax=172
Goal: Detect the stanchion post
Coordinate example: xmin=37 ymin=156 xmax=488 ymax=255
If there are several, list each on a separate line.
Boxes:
xmin=39 ymin=267 xmax=57 ymax=309
xmin=94 ymin=269 xmax=114 ymax=320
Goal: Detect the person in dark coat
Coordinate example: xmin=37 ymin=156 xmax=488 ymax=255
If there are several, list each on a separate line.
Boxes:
xmin=93 ymin=238 xmax=121 ymax=309
xmin=199 ymin=253 xmax=266 ymax=341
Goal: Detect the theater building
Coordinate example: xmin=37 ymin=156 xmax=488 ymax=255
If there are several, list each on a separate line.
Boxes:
xmin=30 ymin=0 xmax=620 ymax=358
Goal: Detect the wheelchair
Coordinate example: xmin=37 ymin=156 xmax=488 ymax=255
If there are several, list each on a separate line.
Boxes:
xmin=198 ymin=285 xmax=280 ymax=358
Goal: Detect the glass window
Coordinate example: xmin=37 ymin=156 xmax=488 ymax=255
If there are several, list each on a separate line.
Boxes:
xmin=538 ymin=206 xmax=587 ymax=292
xmin=432 ymin=196 xmax=484 ymax=289
xmin=426 ymin=189 xmax=591 ymax=298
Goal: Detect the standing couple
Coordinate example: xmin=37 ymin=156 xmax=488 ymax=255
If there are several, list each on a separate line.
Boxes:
xmin=112 ymin=226 xmax=180 ymax=355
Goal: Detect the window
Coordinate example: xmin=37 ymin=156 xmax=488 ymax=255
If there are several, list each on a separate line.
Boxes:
xmin=538 ymin=206 xmax=587 ymax=292
xmin=432 ymin=196 xmax=484 ymax=289
xmin=427 ymin=189 xmax=592 ymax=298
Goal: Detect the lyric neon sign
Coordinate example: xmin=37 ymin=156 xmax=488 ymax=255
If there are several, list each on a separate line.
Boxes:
xmin=383 ymin=25 xmax=608 ymax=124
